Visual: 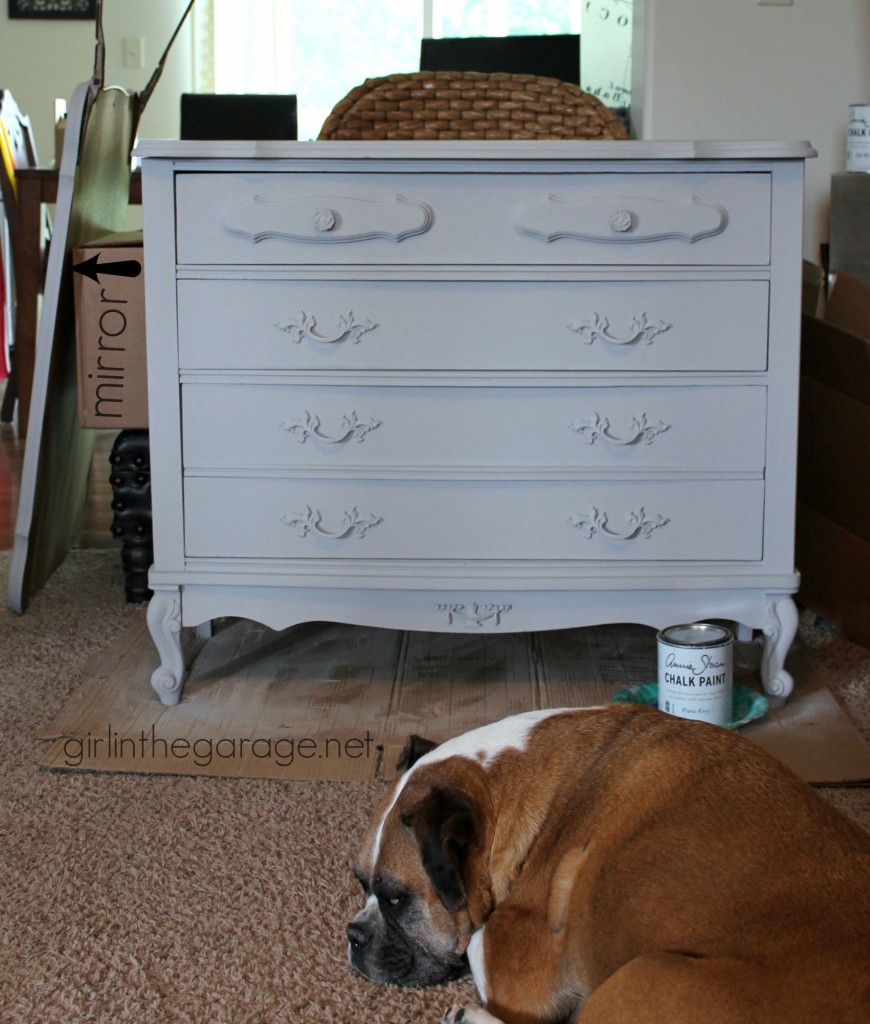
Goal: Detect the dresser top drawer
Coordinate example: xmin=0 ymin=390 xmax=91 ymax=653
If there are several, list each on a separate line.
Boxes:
xmin=174 ymin=171 xmax=772 ymax=267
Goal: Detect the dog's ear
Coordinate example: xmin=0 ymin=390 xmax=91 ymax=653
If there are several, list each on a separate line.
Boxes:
xmin=396 ymin=734 xmax=439 ymax=773
xmin=402 ymin=787 xmax=477 ymax=913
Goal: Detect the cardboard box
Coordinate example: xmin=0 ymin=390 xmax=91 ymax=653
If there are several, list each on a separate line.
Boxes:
xmin=797 ymin=271 xmax=870 ymax=647
xmin=830 ymin=172 xmax=870 ymax=287
xmin=796 ymin=505 xmax=870 ymax=648
xmin=73 ymin=230 xmax=147 ymax=428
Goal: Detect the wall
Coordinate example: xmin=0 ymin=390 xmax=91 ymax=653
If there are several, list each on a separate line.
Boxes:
xmin=631 ymin=0 xmax=870 ymax=261
xmin=3 ymin=1 xmax=868 ymax=260
xmin=0 ymin=0 xmax=194 ymax=164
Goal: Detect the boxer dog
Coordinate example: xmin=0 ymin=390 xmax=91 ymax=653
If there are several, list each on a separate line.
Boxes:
xmin=347 ymin=703 xmax=870 ymax=1023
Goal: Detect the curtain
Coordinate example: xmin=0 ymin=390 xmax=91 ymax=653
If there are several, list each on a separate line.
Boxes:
xmin=192 ymin=0 xmax=216 ymax=94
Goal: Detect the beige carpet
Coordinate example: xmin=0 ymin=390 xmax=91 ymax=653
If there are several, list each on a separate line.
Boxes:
xmin=2 ymin=549 xmax=870 ymax=1024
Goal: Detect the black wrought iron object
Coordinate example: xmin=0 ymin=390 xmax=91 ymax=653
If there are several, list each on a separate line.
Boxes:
xmin=109 ymin=429 xmax=152 ymax=604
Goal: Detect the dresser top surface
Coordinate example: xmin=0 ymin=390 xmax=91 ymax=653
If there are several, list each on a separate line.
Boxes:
xmin=134 ymin=139 xmax=816 ymax=163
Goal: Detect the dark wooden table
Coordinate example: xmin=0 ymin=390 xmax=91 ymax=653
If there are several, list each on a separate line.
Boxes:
xmin=9 ymin=167 xmax=141 ymax=437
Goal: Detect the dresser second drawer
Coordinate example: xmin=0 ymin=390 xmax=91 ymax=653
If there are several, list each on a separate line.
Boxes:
xmin=177 ymin=279 xmax=770 ymax=372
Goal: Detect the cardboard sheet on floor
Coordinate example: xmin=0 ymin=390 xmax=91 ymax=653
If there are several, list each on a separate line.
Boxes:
xmin=38 ymin=619 xmax=870 ymax=786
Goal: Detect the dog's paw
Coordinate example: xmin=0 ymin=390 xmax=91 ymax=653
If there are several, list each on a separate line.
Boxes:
xmin=441 ymin=1004 xmax=505 ymax=1024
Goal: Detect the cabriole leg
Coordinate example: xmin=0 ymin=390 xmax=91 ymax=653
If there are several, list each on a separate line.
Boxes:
xmin=146 ymin=587 xmax=186 ymax=705
xmin=760 ymin=596 xmax=799 ymax=699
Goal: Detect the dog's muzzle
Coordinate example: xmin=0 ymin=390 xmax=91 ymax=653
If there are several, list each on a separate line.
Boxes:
xmin=346 ymin=903 xmax=468 ymax=988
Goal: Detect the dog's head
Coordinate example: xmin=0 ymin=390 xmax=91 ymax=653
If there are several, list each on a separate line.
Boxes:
xmin=346 ymin=736 xmax=494 ymax=987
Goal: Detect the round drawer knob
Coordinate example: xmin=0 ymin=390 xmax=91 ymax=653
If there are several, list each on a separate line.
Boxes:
xmin=313 ymin=208 xmax=337 ymax=232
xmin=609 ymin=209 xmax=635 ymax=233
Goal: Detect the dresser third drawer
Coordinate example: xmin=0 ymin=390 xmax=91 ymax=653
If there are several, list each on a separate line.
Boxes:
xmin=182 ymin=477 xmax=764 ymax=562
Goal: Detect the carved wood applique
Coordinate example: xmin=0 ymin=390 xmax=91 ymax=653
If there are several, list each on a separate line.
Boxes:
xmin=515 ymin=193 xmax=729 ymax=245
xmin=223 ymin=193 xmax=434 ymax=245
xmin=437 ymin=603 xmax=513 ymax=627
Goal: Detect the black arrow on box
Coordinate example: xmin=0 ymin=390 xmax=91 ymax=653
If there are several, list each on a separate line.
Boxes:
xmin=72 ymin=253 xmax=142 ymax=283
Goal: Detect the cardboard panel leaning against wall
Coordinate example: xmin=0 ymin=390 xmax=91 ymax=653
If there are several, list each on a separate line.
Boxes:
xmin=797 ymin=272 xmax=870 ymax=648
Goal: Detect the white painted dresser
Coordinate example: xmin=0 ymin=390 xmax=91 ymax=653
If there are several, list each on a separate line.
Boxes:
xmin=136 ymin=140 xmax=814 ymax=705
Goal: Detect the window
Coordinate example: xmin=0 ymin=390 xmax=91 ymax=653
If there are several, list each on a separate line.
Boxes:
xmin=431 ymin=0 xmax=580 ymax=38
xmin=212 ymin=0 xmax=423 ymax=140
xmin=205 ymin=1 xmax=628 ymax=141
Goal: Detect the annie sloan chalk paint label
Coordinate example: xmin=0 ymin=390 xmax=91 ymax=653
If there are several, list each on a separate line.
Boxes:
xmin=848 ymin=104 xmax=870 ymax=172
xmin=657 ymin=622 xmax=733 ymax=726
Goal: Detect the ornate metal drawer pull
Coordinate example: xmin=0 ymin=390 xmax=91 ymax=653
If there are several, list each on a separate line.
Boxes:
xmin=281 ymin=506 xmax=382 ymax=539
xmin=566 ymin=312 xmax=672 ymax=347
xmin=568 ymin=506 xmax=669 ymax=541
xmin=275 ymin=310 xmax=378 ymax=346
xmin=280 ymin=411 xmax=381 ymax=445
xmin=569 ymin=412 xmax=671 ymax=447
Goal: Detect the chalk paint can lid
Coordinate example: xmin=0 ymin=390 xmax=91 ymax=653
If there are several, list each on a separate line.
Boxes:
xmin=656 ymin=622 xmax=733 ymax=648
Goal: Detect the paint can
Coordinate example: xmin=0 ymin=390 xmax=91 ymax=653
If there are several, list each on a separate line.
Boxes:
xmin=656 ymin=622 xmax=733 ymax=726
xmin=847 ymin=104 xmax=870 ymax=172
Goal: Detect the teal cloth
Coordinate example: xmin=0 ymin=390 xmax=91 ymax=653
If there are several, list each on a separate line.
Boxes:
xmin=611 ymin=683 xmax=768 ymax=730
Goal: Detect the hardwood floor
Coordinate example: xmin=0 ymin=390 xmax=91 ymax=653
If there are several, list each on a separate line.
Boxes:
xmin=0 ymin=417 xmax=24 ymax=551
xmin=0 ymin=383 xmax=117 ymax=551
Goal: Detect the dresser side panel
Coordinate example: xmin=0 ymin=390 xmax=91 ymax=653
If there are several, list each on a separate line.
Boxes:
xmin=142 ymin=159 xmax=185 ymax=570
xmin=763 ymin=160 xmax=805 ymax=574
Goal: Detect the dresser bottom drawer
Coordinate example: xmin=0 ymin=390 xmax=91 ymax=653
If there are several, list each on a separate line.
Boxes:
xmin=183 ymin=477 xmax=763 ymax=562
